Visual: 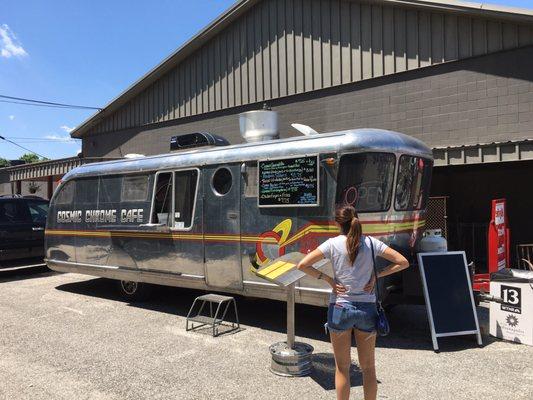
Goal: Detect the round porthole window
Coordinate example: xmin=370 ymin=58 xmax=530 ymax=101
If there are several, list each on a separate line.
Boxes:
xmin=212 ymin=167 xmax=232 ymax=196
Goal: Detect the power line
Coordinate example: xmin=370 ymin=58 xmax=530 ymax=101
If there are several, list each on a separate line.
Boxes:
xmin=3 ymin=136 xmax=80 ymax=141
xmin=0 ymin=100 xmax=90 ymax=109
xmin=0 ymin=135 xmax=47 ymax=158
xmin=0 ymin=94 xmax=102 ymax=111
xmin=6 ymin=140 xmax=77 ymax=143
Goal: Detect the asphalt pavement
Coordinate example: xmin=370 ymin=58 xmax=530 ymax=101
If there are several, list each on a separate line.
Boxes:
xmin=0 ymin=267 xmax=532 ymax=399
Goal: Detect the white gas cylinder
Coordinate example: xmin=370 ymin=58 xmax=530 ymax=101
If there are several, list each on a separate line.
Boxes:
xmin=419 ymin=229 xmax=448 ymax=252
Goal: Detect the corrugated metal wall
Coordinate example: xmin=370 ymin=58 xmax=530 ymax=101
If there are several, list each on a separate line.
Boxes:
xmin=89 ymin=0 xmax=533 ymax=135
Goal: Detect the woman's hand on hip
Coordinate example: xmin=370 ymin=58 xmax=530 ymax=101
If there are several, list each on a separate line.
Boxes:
xmin=364 ymin=274 xmax=376 ymax=293
xmin=333 ymin=283 xmax=347 ymax=295
xmin=325 ymin=276 xmax=346 ymax=294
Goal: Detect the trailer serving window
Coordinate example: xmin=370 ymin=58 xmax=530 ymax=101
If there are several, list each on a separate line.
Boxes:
xmin=336 ymin=152 xmax=395 ymax=212
xmin=150 ymin=170 xmax=199 ymax=229
xmin=174 ymin=170 xmax=198 ymax=229
xmin=395 ymin=156 xmax=432 ymax=211
xmin=151 ymin=172 xmax=173 ymax=225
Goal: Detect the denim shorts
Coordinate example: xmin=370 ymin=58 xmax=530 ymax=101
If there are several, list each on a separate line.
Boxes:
xmin=326 ymin=301 xmax=378 ymax=333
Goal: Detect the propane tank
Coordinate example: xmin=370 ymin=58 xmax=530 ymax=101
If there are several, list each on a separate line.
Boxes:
xmin=419 ymin=229 xmax=448 ymax=252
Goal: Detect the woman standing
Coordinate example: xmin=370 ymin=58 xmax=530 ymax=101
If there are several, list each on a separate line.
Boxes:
xmin=297 ymin=206 xmax=409 ymax=400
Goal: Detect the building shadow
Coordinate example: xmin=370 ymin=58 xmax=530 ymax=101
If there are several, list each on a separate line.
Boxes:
xmin=55 ymin=278 xmax=496 ymax=352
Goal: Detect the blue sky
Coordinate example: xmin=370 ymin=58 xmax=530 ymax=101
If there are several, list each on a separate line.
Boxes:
xmin=0 ymin=0 xmax=235 ymax=160
xmin=0 ymin=0 xmax=531 ymax=160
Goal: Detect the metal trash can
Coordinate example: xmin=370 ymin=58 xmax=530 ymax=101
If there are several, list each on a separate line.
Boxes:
xmin=490 ymin=269 xmax=533 ymax=346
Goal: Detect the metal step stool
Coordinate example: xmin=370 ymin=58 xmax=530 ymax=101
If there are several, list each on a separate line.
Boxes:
xmin=186 ymin=294 xmax=240 ymax=337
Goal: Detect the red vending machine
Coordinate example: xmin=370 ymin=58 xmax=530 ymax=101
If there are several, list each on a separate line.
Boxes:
xmin=474 ymin=199 xmax=510 ymax=292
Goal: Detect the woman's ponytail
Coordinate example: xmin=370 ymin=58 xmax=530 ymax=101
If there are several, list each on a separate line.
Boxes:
xmin=335 ymin=206 xmax=362 ymax=265
xmin=346 ymin=216 xmax=362 ymax=264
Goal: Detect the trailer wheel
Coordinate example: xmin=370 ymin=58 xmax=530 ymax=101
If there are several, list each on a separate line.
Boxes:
xmin=118 ymin=280 xmax=151 ymax=301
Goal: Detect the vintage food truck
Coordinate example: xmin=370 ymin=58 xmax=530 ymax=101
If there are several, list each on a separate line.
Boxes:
xmin=45 ymin=111 xmax=433 ymax=305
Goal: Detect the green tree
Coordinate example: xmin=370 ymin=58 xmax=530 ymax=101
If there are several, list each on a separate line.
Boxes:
xmin=19 ymin=153 xmax=46 ymax=163
xmin=0 ymin=158 xmax=10 ymax=167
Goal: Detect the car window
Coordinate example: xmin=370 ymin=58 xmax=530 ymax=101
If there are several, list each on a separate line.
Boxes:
xmin=0 ymin=201 xmax=30 ymax=223
xmin=27 ymin=201 xmax=49 ymax=224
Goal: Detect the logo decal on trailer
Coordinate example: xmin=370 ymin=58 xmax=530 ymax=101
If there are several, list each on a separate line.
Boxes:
xmin=255 ymin=219 xmax=292 ymax=265
xmin=506 ymin=314 xmax=519 ymax=327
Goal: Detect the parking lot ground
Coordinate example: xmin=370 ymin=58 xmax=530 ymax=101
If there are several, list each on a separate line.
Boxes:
xmin=1 ymin=269 xmax=532 ymax=400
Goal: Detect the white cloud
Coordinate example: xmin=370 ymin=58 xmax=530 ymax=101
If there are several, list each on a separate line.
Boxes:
xmin=60 ymin=125 xmax=74 ymax=133
xmin=8 ymin=115 xmax=15 ymax=120
xmin=0 ymin=24 xmax=28 ymax=59
xmin=45 ymin=134 xmax=78 ymax=144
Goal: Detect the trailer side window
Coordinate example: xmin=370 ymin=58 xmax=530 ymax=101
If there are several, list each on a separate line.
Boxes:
xmin=121 ymin=175 xmax=149 ymax=202
xmin=55 ymin=181 xmax=75 ymax=204
xmin=174 ymin=170 xmax=198 ymax=229
xmin=244 ymin=163 xmax=258 ymax=198
xmin=76 ymin=178 xmax=98 ymax=204
xmin=98 ymin=176 xmax=121 ymax=204
xmin=336 ymin=153 xmax=395 ymax=212
xmin=212 ymin=167 xmax=232 ymax=196
xmin=395 ymin=156 xmax=433 ymax=211
xmin=151 ymin=172 xmax=173 ymax=225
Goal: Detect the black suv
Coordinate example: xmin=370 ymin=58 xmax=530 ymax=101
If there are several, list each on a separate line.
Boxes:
xmin=0 ymin=195 xmax=49 ymax=263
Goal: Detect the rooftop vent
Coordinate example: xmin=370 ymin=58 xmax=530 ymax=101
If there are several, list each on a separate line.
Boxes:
xmin=170 ymin=132 xmax=230 ymax=151
xmin=239 ymin=109 xmax=279 ymax=143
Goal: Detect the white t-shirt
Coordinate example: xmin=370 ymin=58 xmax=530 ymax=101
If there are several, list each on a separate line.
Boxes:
xmin=318 ymin=235 xmax=389 ymax=303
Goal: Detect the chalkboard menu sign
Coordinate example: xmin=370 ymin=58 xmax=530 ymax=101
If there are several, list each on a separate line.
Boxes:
xmin=258 ymin=155 xmax=319 ymax=207
xmin=417 ymin=251 xmax=482 ymax=352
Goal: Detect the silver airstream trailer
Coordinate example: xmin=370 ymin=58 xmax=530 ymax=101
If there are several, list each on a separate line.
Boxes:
xmin=45 ymin=113 xmax=433 ymax=306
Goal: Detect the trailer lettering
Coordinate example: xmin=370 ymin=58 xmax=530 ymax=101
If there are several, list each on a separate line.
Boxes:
xmin=121 ymin=209 xmax=143 ymax=223
xmin=57 ymin=210 xmax=82 ymax=223
xmin=57 ymin=209 xmax=145 ymax=224
xmin=85 ymin=209 xmax=117 ymax=223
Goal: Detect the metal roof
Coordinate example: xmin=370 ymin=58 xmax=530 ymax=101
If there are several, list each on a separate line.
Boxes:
xmin=432 ymin=139 xmax=533 ymax=166
xmin=3 ymin=157 xmax=119 ymax=181
xmin=70 ymin=0 xmax=533 ymax=139
xmin=63 ymin=128 xmax=433 ymax=180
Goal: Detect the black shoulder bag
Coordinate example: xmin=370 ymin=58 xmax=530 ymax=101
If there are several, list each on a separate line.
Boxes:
xmin=370 ymin=240 xmax=390 ymax=336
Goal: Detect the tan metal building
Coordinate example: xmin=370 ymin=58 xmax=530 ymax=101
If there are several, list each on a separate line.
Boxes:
xmin=69 ymin=0 xmax=533 ymax=268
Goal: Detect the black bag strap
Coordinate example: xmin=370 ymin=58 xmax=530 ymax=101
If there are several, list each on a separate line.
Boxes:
xmin=369 ymin=239 xmax=382 ymax=306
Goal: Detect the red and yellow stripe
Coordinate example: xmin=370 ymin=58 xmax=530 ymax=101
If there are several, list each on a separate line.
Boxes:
xmin=45 ymin=217 xmax=425 ymax=245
